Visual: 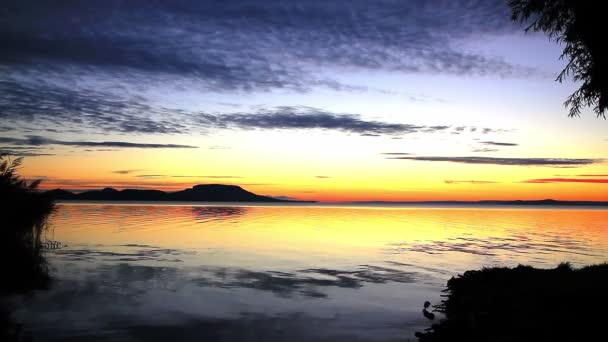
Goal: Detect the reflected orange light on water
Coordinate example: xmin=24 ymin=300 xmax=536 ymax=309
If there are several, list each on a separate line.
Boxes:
xmin=49 ymin=204 xmax=608 ymax=274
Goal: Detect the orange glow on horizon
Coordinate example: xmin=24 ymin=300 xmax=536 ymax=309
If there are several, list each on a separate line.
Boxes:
xmin=17 ymin=147 xmax=608 ymax=203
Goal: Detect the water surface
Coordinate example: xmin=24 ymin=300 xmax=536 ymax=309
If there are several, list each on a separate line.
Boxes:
xmin=10 ymin=204 xmax=608 ymax=341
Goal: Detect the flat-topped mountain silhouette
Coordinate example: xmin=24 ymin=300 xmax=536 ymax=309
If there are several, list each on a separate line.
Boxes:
xmin=46 ymin=184 xmax=312 ymax=203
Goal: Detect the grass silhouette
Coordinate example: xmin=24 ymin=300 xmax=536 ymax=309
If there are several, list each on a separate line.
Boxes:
xmin=1 ymin=154 xmax=55 ymax=340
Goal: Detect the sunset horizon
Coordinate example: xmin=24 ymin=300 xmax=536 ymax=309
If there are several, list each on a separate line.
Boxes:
xmin=2 ymin=0 xmax=607 ymax=203
xmin=2 ymin=1 xmax=607 ymax=341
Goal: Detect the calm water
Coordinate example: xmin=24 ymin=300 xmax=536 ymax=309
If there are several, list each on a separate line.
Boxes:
xmin=9 ymin=203 xmax=608 ymax=341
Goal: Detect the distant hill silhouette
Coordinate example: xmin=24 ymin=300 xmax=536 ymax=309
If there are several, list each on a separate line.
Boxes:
xmin=349 ymin=199 xmax=608 ymax=206
xmin=45 ymin=184 xmax=313 ymax=203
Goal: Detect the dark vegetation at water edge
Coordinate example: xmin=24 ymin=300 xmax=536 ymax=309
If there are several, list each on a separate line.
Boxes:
xmin=46 ymin=184 xmax=315 ymax=203
xmin=1 ymin=155 xmax=55 ymax=340
xmin=416 ymin=263 xmax=608 ymax=342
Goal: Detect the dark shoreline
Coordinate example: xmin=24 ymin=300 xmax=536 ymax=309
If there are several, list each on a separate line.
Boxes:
xmin=416 ymin=263 xmax=608 ymax=342
xmin=52 ymin=199 xmax=607 ymax=209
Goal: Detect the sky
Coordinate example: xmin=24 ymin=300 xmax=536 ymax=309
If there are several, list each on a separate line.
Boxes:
xmin=1 ymin=0 xmax=607 ymax=202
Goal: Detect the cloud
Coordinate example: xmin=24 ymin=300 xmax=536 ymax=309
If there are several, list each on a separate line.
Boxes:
xmin=471 ymin=147 xmax=500 ymax=153
xmin=0 ymin=80 xmax=190 ymax=134
xmin=171 ymin=175 xmax=243 ymax=179
xmin=2 ymin=0 xmax=529 ymax=91
xmin=272 ymin=195 xmax=299 ymax=201
xmin=112 ymin=170 xmax=142 ymax=175
xmin=381 ymin=152 xmax=413 ymax=156
xmin=0 ymin=83 xmax=506 ymax=137
xmin=0 ymin=136 xmax=198 ymax=149
xmin=481 ymin=128 xmax=513 ymax=134
xmin=1 ymin=0 xmax=540 ymax=138
xmin=134 ymin=174 xmax=242 ymax=179
xmin=134 ymin=175 xmax=167 ymax=179
xmin=389 ymin=156 xmax=603 ymax=167
xmin=193 ymin=106 xmax=467 ymax=136
xmin=480 ymin=141 xmax=518 ymax=146
xmin=444 ymin=180 xmax=500 ymax=184
xmin=522 ymin=178 xmax=608 ymax=184
xmin=202 ymin=106 xmax=432 ymax=135
xmin=315 ymin=176 xmax=332 ymax=179
xmin=0 ymin=148 xmax=54 ymax=157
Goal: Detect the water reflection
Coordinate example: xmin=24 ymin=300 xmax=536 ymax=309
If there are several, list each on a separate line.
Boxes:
xmin=387 ymin=235 xmax=603 ymax=257
xmin=191 ymin=206 xmax=247 ymax=222
xmin=10 ymin=204 xmax=608 ymax=341
xmin=54 ymin=244 xmax=189 ymax=262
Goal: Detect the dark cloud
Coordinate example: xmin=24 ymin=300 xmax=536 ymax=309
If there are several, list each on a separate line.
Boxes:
xmin=134 ymin=175 xmax=242 ymax=179
xmin=0 ymin=81 xmax=507 ymax=137
xmin=481 ymin=128 xmax=513 ymax=134
xmin=135 ymin=175 xmax=167 ymax=179
xmin=315 ymin=176 xmax=332 ymax=179
xmin=0 ymin=136 xmax=198 ymax=149
xmin=444 ymin=180 xmax=500 ymax=184
xmin=453 ymin=126 xmax=467 ymax=134
xmin=0 ymin=80 xmax=190 ymax=134
xmin=1 ymin=0 xmax=540 ymax=138
xmin=272 ymin=195 xmax=299 ymax=201
xmin=480 ymin=141 xmax=518 ymax=146
xmin=206 ymin=106 xmax=424 ymax=134
xmin=381 ymin=152 xmax=412 ymax=156
xmin=389 ymin=156 xmax=603 ymax=167
xmin=203 ymin=106 xmax=456 ymax=136
xmin=0 ymin=148 xmax=54 ymax=157
xmin=2 ymin=0 xmax=528 ymax=91
xmin=112 ymin=170 xmax=142 ymax=175
xmin=427 ymin=125 xmax=451 ymax=132
xmin=522 ymin=178 xmax=608 ymax=184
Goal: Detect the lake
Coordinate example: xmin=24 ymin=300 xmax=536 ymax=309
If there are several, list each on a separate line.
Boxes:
xmin=8 ymin=203 xmax=608 ymax=341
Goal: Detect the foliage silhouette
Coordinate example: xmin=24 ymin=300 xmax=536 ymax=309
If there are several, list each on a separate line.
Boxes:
xmin=1 ymin=154 xmax=55 ymax=340
xmin=416 ymin=262 xmax=608 ymax=341
xmin=510 ymin=0 xmax=607 ymax=118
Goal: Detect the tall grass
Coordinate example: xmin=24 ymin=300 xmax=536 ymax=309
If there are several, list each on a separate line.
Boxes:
xmin=0 ymin=154 xmax=55 ymax=294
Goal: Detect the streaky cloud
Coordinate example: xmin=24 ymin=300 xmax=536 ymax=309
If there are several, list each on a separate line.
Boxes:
xmin=1 ymin=0 xmax=533 ymax=95
xmin=134 ymin=175 xmax=242 ymax=179
xmin=480 ymin=141 xmax=518 ymax=146
xmin=0 ymin=136 xmax=198 ymax=149
xmin=389 ymin=156 xmax=603 ymax=167
xmin=0 ymin=82 xmax=509 ymax=137
xmin=0 ymin=148 xmax=54 ymax=157
xmin=204 ymin=106 xmax=427 ymax=135
xmin=0 ymin=0 xmax=543 ymax=143
xmin=381 ymin=152 xmax=413 ymax=156
xmin=471 ymin=147 xmax=500 ymax=153
xmin=112 ymin=170 xmax=142 ymax=175
xmin=444 ymin=180 xmax=501 ymax=184
xmin=171 ymin=175 xmax=243 ymax=179
xmin=522 ymin=178 xmax=608 ymax=184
